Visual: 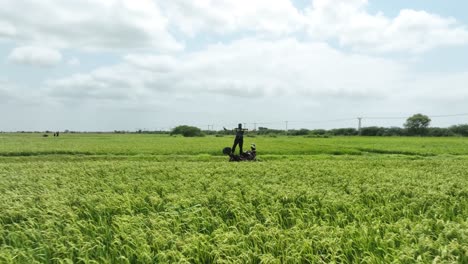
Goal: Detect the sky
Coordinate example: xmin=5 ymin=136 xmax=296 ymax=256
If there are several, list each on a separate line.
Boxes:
xmin=1 ymin=0 xmax=468 ymax=131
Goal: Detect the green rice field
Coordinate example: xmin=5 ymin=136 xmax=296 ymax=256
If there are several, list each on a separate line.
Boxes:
xmin=0 ymin=134 xmax=467 ymax=263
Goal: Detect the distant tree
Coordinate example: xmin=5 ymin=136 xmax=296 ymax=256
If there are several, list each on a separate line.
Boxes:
xmin=290 ymin=129 xmax=309 ymax=136
xmin=382 ymin=127 xmax=405 ymax=136
xmin=309 ymin=129 xmax=327 ymax=135
xmin=329 ymin=128 xmax=358 ymax=136
xmin=404 ymin=114 xmax=431 ymax=136
xmin=427 ymin=127 xmax=453 ymax=137
xmin=255 ymin=127 xmax=283 ymax=135
xmin=171 ymin=125 xmax=204 ymax=137
xmin=360 ymin=126 xmax=384 ymax=136
xmin=449 ymin=124 xmax=468 ymax=137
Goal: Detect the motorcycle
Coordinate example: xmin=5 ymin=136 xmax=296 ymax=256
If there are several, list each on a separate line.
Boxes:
xmin=222 ymin=144 xmax=257 ymax=162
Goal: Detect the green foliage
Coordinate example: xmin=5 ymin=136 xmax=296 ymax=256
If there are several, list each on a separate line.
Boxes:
xmin=360 ymin=126 xmax=384 ymax=136
xmin=256 ymin=127 xmax=284 ymax=135
xmin=219 ymin=124 xmax=468 ymax=137
xmin=449 ymin=124 xmax=468 ymax=137
xmin=309 ymin=129 xmax=328 ymax=135
xmin=383 ymin=126 xmax=406 ymax=136
xmin=171 ymin=125 xmax=204 ymax=137
xmin=404 ymin=113 xmax=431 ymax=136
xmin=1 ymin=154 xmax=468 ymax=262
xmin=1 ymin=135 xmax=468 ymax=262
xmin=3 ymin=134 xmax=468 ymax=157
xmin=427 ymin=127 xmax=454 ymax=137
xmin=329 ymin=128 xmax=358 ymax=136
xmin=288 ymin=129 xmax=310 ymax=136
xmin=358 ymin=126 xmax=406 ymax=136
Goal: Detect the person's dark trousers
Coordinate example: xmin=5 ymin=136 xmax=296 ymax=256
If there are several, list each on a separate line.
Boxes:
xmin=232 ymin=136 xmax=244 ymax=154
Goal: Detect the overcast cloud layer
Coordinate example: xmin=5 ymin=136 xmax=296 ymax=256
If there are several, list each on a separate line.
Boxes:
xmin=1 ymin=0 xmax=468 ymax=131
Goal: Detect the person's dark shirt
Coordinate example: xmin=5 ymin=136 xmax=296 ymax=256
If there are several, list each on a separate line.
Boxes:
xmin=235 ymin=128 xmax=246 ymax=137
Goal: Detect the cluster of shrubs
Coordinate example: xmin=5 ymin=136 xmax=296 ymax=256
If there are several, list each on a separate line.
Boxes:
xmin=269 ymin=125 xmax=468 ymax=137
xmin=170 ymin=126 xmax=205 ymax=137
xmin=206 ymin=125 xmax=468 ymax=137
xmin=167 ymin=124 xmax=468 ymax=137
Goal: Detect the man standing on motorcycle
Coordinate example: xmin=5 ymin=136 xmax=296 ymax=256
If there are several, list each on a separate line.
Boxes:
xmin=232 ymin=123 xmax=248 ymax=155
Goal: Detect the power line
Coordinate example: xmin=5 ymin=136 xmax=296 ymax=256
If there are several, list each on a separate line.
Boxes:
xmin=289 ymin=118 xmax=356 ymax=124
xmin=364 ymin=116 xmax=407 ymax=120
xmin=152 ymin=112 xmax=468 ymax=131
xmin=429 ymin=113 xmax=468 ymax=118
xmin=364 ymin=113 xmax=468 ymax=120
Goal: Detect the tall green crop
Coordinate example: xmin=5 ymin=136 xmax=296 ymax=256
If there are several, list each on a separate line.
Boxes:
xmin=1 ymin=134 xmax=468 ymax=263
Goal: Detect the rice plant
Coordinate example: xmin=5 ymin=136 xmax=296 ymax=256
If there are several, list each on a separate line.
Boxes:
xmin=0 ymin=135 xmax=467 ymax=263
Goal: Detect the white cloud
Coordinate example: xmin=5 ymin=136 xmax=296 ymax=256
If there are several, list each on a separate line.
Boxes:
xmin=2 ymin=0 xmax=468 ymax=130
xmin=44 ymin=37 xmax=468 ymax=122
xmin=0 ymin=0 xmax=182 ymax=52
xmin=403 ymin=71 xmax=468 ymax=103
xmin=124 ymin=54 xmax=177 ymax=73
xmin=8 ymin=46 xmax=62 ymax=67
xmin=41 ymin=37 xmax=468 ymax=129
xmin=168 ymin=38 xmax=407 ymax=97
xmin=160 ymin=0 xmax=305 ymax=36
xmin=1 ymin=0 xmax=467 ymax=54
xmin=46 ymin=38 xmax=407 ymax=101
xmin=0 ymin=20 xmax=16 ymax=37
xmin=67 ymin=58 xmax=80 ymax=66
xmin=46 ymin=63 xmax=153 ymax=100
xmin=305 ymin=0 xmax=468 ymax=53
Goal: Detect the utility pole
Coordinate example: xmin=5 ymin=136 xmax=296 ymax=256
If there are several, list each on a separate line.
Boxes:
xmin=285 ymin=121 xmax=288 ymax=135
xmin=358 ymin=117 xmax=362 ymax=135
xmin=253 ymin=122 xmax=257 ymax=131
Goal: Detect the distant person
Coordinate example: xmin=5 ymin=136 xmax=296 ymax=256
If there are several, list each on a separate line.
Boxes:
xmin=232 ymin=123 xmax=248 ymax=155
xmin=56 ymin=131 xmax=60 ymax=137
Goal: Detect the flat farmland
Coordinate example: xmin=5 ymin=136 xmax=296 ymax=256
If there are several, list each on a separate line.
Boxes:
xmin=2 ymin=133 xmax=468 ymax=156
xmin=0 ymin=134 xmax=467 ymax=263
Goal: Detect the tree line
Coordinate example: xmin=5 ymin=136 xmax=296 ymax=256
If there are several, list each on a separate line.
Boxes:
xmin=9 ymin=114 xmax=466 ymax=137
xmin=170 ymin=114 xmax=468 ymax=137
